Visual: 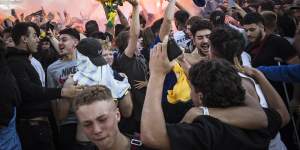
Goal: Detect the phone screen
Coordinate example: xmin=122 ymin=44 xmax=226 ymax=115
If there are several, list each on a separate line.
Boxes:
xmin=11 ymin=9 xmax=16 ymax=16
xmin=167 ymin=38 xmax=183 ymax=61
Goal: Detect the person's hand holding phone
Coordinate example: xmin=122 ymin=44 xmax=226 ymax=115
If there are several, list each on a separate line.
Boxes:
xmin=149 ymin=36 xmax=172 ymax=76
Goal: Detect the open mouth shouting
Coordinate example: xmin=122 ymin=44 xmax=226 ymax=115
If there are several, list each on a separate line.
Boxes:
xmin=199 ymin=43 xmax=210 ymax=56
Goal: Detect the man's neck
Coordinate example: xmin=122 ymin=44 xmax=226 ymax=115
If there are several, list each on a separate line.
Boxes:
xmin=62 ymin=50 xmax=77 ymax=61
xmin=259 ymin=31 xmax=267 ymax=43
xmin=100 ymin=133 xmax=130 ymax=150
xmin=15 ymin=45 xmax=27 ymax=51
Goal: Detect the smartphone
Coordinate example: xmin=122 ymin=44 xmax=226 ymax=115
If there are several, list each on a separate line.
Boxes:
xmin=167 ymin=38 xmax=183 ymax=61
xmin=11 ymin=9 xmax=16 ymax=16
xmin=31 ymin=10 xmax=43 ymax=17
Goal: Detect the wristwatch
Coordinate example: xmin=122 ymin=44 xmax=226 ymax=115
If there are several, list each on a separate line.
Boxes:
xmin=199 ymin=106 xmax=209 ymax=115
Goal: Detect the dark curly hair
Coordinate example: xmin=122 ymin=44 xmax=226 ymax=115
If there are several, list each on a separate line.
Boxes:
xmin=188 ymin=59 xmax=245 ymax=108
xmin=209 ymin=26 xmax=245 ymax=63
xmin=59 ymin=28 xmax=80 ymax=41
xmin=12 ymin=22 xmax=40 ymax=45
xmin=174 ymin=10 xmax=190 ymax=30
xmin=190 ymin=19 xmax=213 ymax=37
xmin=242 ymin=12 xmax=264 ymax=26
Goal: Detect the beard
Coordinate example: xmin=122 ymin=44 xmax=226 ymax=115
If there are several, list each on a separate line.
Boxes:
xmin=251 ymin=29 xmax=264 ymax=45
xmin=26 ymin=42 xmax=37 ymax=54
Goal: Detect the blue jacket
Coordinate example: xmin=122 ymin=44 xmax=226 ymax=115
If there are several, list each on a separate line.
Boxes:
xmin=257 ymin=65 xmax=300 ymax=83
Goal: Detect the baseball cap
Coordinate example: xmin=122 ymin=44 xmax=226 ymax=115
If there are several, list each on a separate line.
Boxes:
xmin=77 ymin=37 xmax=107 ymax=66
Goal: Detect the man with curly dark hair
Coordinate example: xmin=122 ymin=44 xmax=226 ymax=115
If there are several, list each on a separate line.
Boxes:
xmin=209 ymin=25 xmax=289 ymax=150
xmin=141 ymin=28 xmax=289 ymax=150
xmin=188 ymin=59 xmax=245 ymax=108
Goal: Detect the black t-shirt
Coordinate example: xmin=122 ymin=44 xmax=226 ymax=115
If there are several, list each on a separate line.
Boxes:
xmin=166 ymin=108 xmax=282 ymax=150
xmin=117 ymin=53 xmax=148 ymax=121
xmin=246 ymin=34 xmax=297 ymax=67
xmin=246 ymin=34 xmax=296 ymax=107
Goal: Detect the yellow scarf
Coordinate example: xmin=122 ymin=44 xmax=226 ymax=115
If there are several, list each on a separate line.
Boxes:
xmin=167 ymin=62 xmax=191 ymax=104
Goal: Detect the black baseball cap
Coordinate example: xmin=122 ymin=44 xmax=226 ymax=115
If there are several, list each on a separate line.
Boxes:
xmin=77 ymin=37 xmax=107 ymax=66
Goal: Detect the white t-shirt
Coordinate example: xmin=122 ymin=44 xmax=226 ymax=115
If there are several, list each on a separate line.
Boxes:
xmin=239 ymin=72 xmax=287 ymax=150
xmin=173 ymin=31 xmax=191 ymax=49
xmin=30 ymin=57 xmax=45 ymax=87
xmin=241 ymin=51 xmax=252 ymax=67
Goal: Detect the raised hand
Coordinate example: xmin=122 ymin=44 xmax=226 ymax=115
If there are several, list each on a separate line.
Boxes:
xmin=61 ymin=75 xmax=83 ymax=98
xmin=134 ymin=80 xmax=148 ymax=89
xmin=127 ymin=0 xmax=139 ymax=6
xmin=243 ymin=66 xmax=265 ymax=81
xmin=47 ymin=12 xmax=55 ymax=21
xmin=149 ymin=36 xmax=172 ymax=76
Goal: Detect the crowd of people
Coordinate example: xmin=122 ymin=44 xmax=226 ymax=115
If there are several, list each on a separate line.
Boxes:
xmin=0 ymin=0 xmax=300 ymax=149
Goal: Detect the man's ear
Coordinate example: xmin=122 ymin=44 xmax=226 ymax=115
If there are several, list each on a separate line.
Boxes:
xmin=21 ymin=35 xmax=28 ymax=43
xmin=258 ymin=23 xmax=264 ymax=30
xmin=193 ymin=38 xmax=196 ymax=46
xmin=116 ymin=108 xmax=121 ymax=122
xmin=198 ymin=92 xmax=204 ymax=105
xmin=73 ymin=39 xmax=79 ymax=48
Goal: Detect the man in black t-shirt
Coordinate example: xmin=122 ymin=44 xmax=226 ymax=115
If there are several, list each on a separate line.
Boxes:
xmin=242 ymin=13 xmax=300 ymax=150
xmin=141 ymin=36 xmax=289 ymax=149
xmin=115 ymin=0 xmax=148 ymax=134
xmin=242 ymin=13 xmax=299 ymax=67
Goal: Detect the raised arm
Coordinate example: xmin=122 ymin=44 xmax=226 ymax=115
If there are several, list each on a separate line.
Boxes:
xmin=244 ymin=67 xmax=290 ymax=127
xmin=124 ymin=0 xmax=140 ymax=58
xmin=181 ymin=89 xmax=268 ymax=129
xmin=233 ymin=3 xmax=247 ymax=18
xmin=117 ymin=8 xmax=129 ymax=27
xmin=118 ymin=91 xmax=133 ymax=118
xmin=140 ymin=1 xmax=149 ymax=26
xmin=159 ymin=0 xmax=176 ymax=40
xmin=47 ymin=29 xmax=60 ymax=53
xmin=175 ymin=1 xmax=190 ymax=15
xmin=141 ymin=37 xmax=171 ymax=150
xmin=257 ymin=65 xmax=300 ymax=83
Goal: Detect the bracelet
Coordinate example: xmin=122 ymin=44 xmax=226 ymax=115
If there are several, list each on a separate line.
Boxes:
xmin=200 ymin=106 xmax=209 ymax=116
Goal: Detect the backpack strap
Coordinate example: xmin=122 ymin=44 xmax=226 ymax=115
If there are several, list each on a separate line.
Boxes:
xmin=130 ymin=133 xmax=143 ymax=150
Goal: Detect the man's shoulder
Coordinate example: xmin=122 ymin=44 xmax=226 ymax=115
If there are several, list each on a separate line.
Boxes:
xmin=47 ymin=59 xmax=62 ymax=72
xmin=48 ymin=59 xmax=62 ymax=67
xmin=6 ymin=53 xmax=30 ymax=70
xmin=267 ymin=34 xmax=290 ymax=44
xmin=47 ymin=59 xmax=76 ymax=71
xmin=6 ymin=53 xmax=28 ymax=64
xmin=168 ymin=115 xmax=227 ymax=133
